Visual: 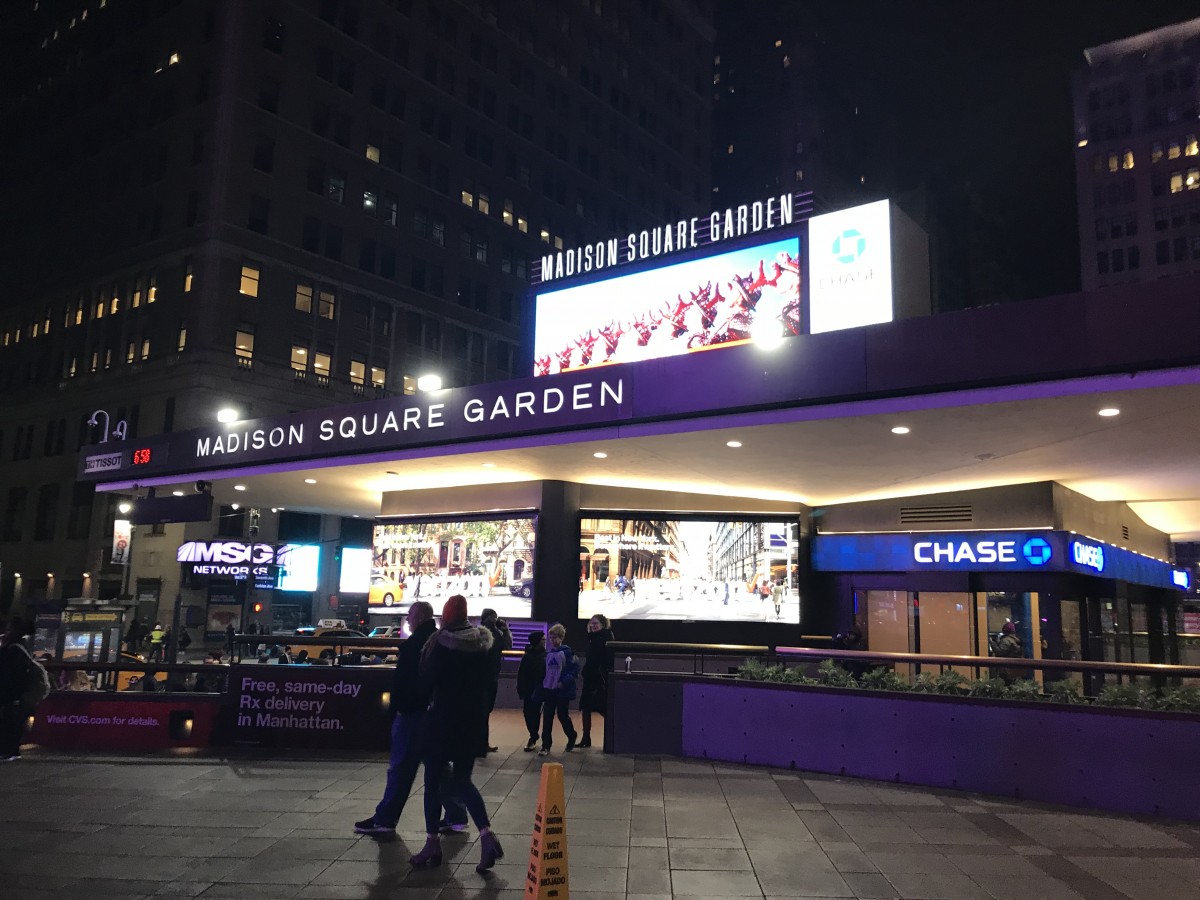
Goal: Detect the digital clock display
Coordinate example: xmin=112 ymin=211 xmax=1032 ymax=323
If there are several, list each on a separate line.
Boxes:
xmin=132 ymin=448 xmax=153 ymax=465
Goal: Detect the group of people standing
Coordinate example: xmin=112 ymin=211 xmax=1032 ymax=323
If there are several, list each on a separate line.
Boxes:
xmin=124 ymin=619 xmax=192 ymax=661
xmin=355 ymin=601 xmax=612 ymax=874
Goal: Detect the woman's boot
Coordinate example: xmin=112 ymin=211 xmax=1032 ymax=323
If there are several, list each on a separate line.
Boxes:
xmin=410 ymin=834 xmax=443 ymax=867
xmin=476 ymin=829 xmax=505 ymax=872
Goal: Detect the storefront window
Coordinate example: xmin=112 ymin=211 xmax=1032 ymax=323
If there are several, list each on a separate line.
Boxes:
xmin=980 ymin=591 xmax=1039 ymax=682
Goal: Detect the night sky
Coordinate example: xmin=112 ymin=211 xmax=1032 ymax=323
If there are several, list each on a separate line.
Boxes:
xmin=807 ymin=1 xmax=1200 ymax=298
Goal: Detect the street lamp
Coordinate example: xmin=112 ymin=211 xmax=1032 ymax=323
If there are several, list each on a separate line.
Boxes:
xmin=416 ymin=373 xmax=443 ymax=392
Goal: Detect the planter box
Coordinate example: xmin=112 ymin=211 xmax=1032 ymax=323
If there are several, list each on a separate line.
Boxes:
xmin=610 ymin=674 xmax=1200 ymax=821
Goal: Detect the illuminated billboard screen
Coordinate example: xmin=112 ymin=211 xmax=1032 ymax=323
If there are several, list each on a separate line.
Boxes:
xmin=533 ymin=237 xmax=801 ymax=376
xmin=371 ymin=516 xmax=538 ymax=619
xmin=807 ymin=199 xmax=894 ymax=334
xmin=579 ymin=516 xmax=800 ymax=623
xmin=276 ymin=543 xmax=321 ymax=592
xmin=338 ymin=547 xmax=372 ymax=594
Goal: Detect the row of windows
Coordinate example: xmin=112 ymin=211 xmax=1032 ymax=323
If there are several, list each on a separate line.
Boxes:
xmin=1095 ymin=245 xmax=1140 ymax=275
xmin=1155 ymin=235 xmax=1200 ymax=266
xmin=1154 ymin=203 xmax=1200 ymax=231
xmin=1 ymin=272 xmax=166 ymax=347
xmin=1 ymin=482 xmax=95 ymax=544
xmin=1090 ymin=137 xmax=1200 ymax=175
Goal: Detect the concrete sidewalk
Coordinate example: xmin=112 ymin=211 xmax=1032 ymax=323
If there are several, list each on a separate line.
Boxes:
xmin=2 ymin=710 xmax=1199 ymax=899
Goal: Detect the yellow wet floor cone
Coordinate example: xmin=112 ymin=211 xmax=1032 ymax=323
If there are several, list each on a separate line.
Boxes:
xmin=525 ymin=762 xmax=569 ymax=899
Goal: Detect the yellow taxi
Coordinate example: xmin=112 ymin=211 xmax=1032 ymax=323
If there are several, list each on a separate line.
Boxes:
xmin=288 ymin=620 xmax=376 ymax=662
xmin=368 ymin=573 xmax=407 ymax=609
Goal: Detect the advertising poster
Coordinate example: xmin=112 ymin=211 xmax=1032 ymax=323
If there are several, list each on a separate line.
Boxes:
xmin=533 ymin=236 xmax=801 ymax=376
xmin=206 ymin=586 xmax=241 ymax=638
xmin=808 ymin=199 xmax=894 ymax=334
xmin=111 ymin=518 xmax=132 ymax=565
xmin=578 ymin=517 xmax=800 ymax=623
xmin=371 ymin=516 xmax=537 ymax=619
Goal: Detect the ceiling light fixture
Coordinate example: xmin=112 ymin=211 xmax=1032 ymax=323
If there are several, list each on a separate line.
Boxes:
xmin=726 ymin=440 xmax=742 ymax=448
xmin=172 ymin=490 xmax=184 ymax=497
xmin=416 ymin=373 xmax=443 ymax=392
xmin=593 ymin=451 xmax=608 ymax=459
xmin=216 ymin=407 xmax=239 ymax=424
xmin=1098 ymin=407 xmax=1120 ymax=417
xmin=891 ymin=426 xmax=911 ymax=435
xmin=304 ymin=478 xmax=317 ymax=484
xmin=481 ymin=462 xmax=495 ymax=468
xmin=234 ymin=484 xmax=246 ymax=491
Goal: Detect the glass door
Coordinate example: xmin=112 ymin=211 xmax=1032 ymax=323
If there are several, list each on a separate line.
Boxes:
xmin=855 ymin=590 xmax=914 ymax=679
xmin=915 ymin=592 xmax=973 ymax=676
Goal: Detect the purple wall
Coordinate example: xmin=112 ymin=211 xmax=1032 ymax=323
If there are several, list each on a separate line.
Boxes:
xmin=606 ymin=675 xmax=1200 ymax=821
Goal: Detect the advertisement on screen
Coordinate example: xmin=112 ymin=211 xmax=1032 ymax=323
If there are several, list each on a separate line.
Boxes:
xmin=371 ymin=516 xmax=538 ymax=619
xmin=807 ymin=199 xmax=894 ymax=334
xmin=276 ymin=544 xmax=321 ymax=592
xmin=339 ymin=547 xmax=372 ymax=594
xmin=578 ymin=517 xmax=799 ymax=622
xmin=533 ymin=237 xmax=802 ymax=376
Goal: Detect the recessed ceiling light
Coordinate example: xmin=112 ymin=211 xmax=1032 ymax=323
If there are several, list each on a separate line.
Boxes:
xmin=1098 ymin=407 xmax=1120 ymax=417
xmin=230 ymin=503 xmax=239 ymax=511
xmin=481 ymin=462 xmax=495 ymax=468
xmin=386 ymin=470 xmax=398 ymax=476
xmin=891 ymin=426 xmax=911 ymax=435
xmin=234 ymin=484 xmax=246 ymax=491
xmin=726 ymin=441 xmax=742 ymax=448
xmin=593 ymin=451 xmax=608 ymax=459
xmin=304 ymin=478 xmax=317 ymax=484
xmin=172 ymin=490 xmax=184 ymax=497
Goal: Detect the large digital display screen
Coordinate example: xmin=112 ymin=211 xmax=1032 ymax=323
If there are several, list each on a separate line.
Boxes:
xmin=338 ymin=547 xmax=372 ymax=594
xmin=533 ymin=237 xmax=801 ymax=376
xmin=579 ymin=516 xmax=800 ymax=622
xmin=808 ymin=199 xmax=894 ymax=334
xmin=276 ymin=543 xmax=321 ymax=592
xmin=372 ymin=516 xmax=538 ymax=618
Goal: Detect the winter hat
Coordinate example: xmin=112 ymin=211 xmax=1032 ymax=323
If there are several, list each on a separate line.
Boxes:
xmin=480 ymin=608 xmax=498 ymax=625
xmin=442 ymin=594 xmax=469 ymax=626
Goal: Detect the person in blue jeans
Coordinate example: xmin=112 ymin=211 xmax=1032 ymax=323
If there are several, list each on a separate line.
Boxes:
xmin=538 ymin=623 xmax=578 ymax=755
xmin=355 ymin=601 xmax=465 ymax=834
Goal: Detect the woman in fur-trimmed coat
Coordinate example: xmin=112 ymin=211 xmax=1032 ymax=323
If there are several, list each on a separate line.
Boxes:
xmin=410 ymin=595 xmax=504 ymax=872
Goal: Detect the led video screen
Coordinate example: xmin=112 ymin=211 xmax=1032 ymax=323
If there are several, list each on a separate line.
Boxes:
xmin=578 ymin=516 xmax=800 ymax=623
xmin=275 ymin=543 xmax=321 ymax=592
xmin=338 ymin=547 xmax=372 ymax=594
xmin=371 ymin=516 xmax=538 ymax=619
xmin=533 ymin=236 xmax=801 ymax=376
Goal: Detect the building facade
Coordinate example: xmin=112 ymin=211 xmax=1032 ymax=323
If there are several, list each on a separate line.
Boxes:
xmin=0 ymin=0 xmax=716 ymax=618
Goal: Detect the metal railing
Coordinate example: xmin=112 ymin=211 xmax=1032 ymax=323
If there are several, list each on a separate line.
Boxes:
xmin=608 ymin=641 xmax=772 ymax=676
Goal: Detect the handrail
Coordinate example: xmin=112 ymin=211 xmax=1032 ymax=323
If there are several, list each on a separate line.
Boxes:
xmin=774 ymin=646 xmax=1200 ymax=678
xmin=608 ymin=641 xmax=771 ymax=654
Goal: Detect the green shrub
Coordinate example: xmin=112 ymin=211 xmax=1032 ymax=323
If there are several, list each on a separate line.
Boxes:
xmin=1003 ymin=679 xmax=1044 ymax=702
xmin=909 ymin=672 xmax=940 ymax=693
xmin=1095 ymin=683 xmax=1147 ymax=708
xmin=1148 ymin=686 xmax=1200 ymax=713
xmin=857 ymin=667 xmax=908 ymax=692
xmin=933 ymin=670 xmax=970 ymax=695
xmin=815 ymin=658 xmax=856 ymax=688
xmin=1045 ymin=680 xmax=1086 ymax=704
xmin=966 ymin=677 xmax=1010 ymax=699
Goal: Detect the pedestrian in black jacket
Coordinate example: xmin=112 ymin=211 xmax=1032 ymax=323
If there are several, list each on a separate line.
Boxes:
xmin=1 ymin=619 xmax=32 ymax=760
xmin=579 ymin=615 xmax=613 ymax=748
xmin=479 ymin=607 xmax=511 ymax=754
xmin=354 ymin=601 xmax=438 ymax=834
xmin=517 ymin=631 xmax=546 ymax=752
xmin=410 ymin=595 xmax=504 ymax=873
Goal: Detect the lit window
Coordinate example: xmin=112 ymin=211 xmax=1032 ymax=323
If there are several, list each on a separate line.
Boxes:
xmin=318 ymin=290 xmax=335 ymax=320
xmin=370 ymin=366 xmax=386 ymax=387
xmin=90 ymin=351 xmax=98 ymax=372
xmin=183 ymin=261 xmax=193 ymax=293
xmin=727 ymin=144 xmax=734 ymax=154
xmin=363 ymin=190 xmax=378 ymax=213
xmin=1169 ymin=142 xmax=1182 ymax=159
xmin=68 ymin=357 xmax=77 ymax=377
xmin=1188 ymin=168 xmax=1199 ymax=189
xmin=177 ymin=323 xmax=187 ymax=352
xmin=295 ymin=283 xmax=313 ymax=313
xmin=95 ymin=301 xmax=104 ymax=319
xmin=1151 ymin=142 xmax=1163 ymax=163
xmin=478 ymin=192 xmax=490 ymax=215
xmin=147 ymin=276 xmax=157 ymax=303
xmin=31 ymin=323 xmax=40 ymax=338
xmin=403 ymin=375 xmax=417 ymax=394
xmin=239 ymin=264 xmax=261 ymax=296
xmin=1107 ymin=153 xmax=1118 ymax=173
xmin=517 ymin=216 xmax=528 ymax=233
xmin=502 ymin=199 xmax=514 ymax=226
xmin=110 ymin=293 xmax=120 ymax=314
xmin=141 ymin=339 xmax=150 ymax=360
xmin=1171 ymin=172 xmax=1184 ymax=193
xmin=126 ymin=342 xmax=136 ymax=363
xmin=794 ymin=168 xmax=804 ymax=182
xmin=774 ymin=39 xmax=782 ymax=48
xmin=132 ymin=278 xmax=143 ymax=308
xmin=366 ymin=144 xmax=381 ymax=163
xmin=1187 ymin=135 xmax=1199 ymax=157
xmin=313 ymin=351 xmax=331 ymax=373
xmin=169 ymin=52 xmax=180 ymax=65
xmin=235 ymin=328 xmax=255 ymax=362
xmin=461 ymin=189 xmax=474 ymax=207
xmin=290 ymin=345 xmax=307 ymax=371
xmin=74 ymin=304 xmax=83 ymax=325
xmin=349 ymin=360 xmax=366 ymax=385
xmin=1122 ymin=149 xmax=1134 ymax=170
xmin=104 ymin=349 xmax=112 ymax=369
xmin=539 ymin=228 xmax=550 ymax=243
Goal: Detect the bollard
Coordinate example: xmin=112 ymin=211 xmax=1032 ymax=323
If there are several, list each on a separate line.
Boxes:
xmin=526 ymin=762 xmax=570 ymax=899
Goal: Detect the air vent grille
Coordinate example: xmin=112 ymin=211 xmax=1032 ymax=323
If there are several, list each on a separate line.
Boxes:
xmin=899 ymin=504 xmax=974 ymax=524
xmin=1122 ymin=524 xmax=1130 ymax=541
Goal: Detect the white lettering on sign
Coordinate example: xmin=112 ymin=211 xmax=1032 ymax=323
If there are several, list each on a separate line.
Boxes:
xmin=913 ymin=540 xmax=1017 ymax=565
xmin=1071 ymin=541 xmax=1106 ymax=573
xmin=177 ymin=542 xmax=276 ymax=564
xmin=197 ymin=425 xmax=304 ymax=457
xmin=1173 ymin=570 xmax=1190 ymax=589
xmin=84 ymin=451 xmax=124 ymax=472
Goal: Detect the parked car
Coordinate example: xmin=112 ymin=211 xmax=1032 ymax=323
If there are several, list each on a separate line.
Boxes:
xmin=509 ymin=577 xmax=534 ymax=598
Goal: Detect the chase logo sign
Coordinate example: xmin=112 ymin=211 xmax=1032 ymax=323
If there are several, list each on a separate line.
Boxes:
xmin=832 ymin=228 xmax=866 ymax=264
xmin=1022 ymin=538 xmax=1053 ymax=566
xmin=913 ymin=539 xmax=1016 ymax=564
xmin=1070 ymin=541 xmax=1105 ymax=573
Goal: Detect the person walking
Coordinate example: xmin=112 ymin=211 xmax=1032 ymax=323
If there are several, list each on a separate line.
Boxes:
xmin=771 ymin=580 xmax=784 ymax=619
xmin=177 ymin=628 xmax=192 ymax=661
xmin=355 ymin=601 xmax=439 ymax=835
xmin=123 ymin=619 xmax=145 ymax=656
xmin=148 ymin=623 xmax=166 ymax=662
xmin=516 ymin=630 xmax=546 ymax=751
xmin=994 ymin=622 xmax=1027 ymax=684
xmin=1 ymin=619 xmax=40 ymax=761
xmin=579 ymin=615 xmax=612 ymax=749
xmin=479 ymin=608 xmax=512 ymax=754
xmin=410 ymin=595 xmax=504 ymax=872
xmin=538 ymin=624 xmax=578 ymax=756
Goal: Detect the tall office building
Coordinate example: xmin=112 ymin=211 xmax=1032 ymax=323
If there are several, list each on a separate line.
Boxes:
xmin=0 ymin=0 xmax=714 ymax=615
xmin=1073 ymin=17 xmax=1200 ymax=291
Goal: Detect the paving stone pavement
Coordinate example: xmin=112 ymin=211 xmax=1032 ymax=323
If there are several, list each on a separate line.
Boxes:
xmin=2 ymin=710 xmax=1199 ymax=899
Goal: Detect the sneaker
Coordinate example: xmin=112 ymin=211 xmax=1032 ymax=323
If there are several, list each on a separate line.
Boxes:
xmin=354 ymin=817 xmax=395 ymax=835
xmin=437 ymin=818 xmax=468 ymax=835
xmin=523 ymin=738 xmax=537 ymax=752
xmin=564 ymin=735 xmax=577 ymax=752
xmin=537 ymin=747 xmax=550 ymax=756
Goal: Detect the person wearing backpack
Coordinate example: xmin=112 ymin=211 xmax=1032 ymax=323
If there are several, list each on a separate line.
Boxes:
xmin=1 ymin=618 xmax=49 ymax=761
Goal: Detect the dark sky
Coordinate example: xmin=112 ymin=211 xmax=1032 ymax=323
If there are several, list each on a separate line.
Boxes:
xmin=804 ymin=1 xmax=1200 ymax=298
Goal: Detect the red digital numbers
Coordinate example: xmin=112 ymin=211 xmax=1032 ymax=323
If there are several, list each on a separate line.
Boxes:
xmin=132 ymin=448 xmax=153 ymax=465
